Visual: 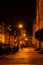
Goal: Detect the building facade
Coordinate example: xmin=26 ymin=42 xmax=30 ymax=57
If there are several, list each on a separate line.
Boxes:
xmin=32 ymin=0 xmax=43 ymax=49
xmin=0 ymin=24 xmax=15 ymax=45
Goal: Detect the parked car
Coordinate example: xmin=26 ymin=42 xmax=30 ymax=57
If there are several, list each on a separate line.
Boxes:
xmin=4 ymin=44 xmax=13 ymax=55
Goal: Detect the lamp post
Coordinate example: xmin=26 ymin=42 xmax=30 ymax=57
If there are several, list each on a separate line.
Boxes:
xmin=18 ymin=24 xmax=23 ymax=36
xmin=19 ymin=24 xmax=23 ymax=29
xmin=18 ymin=24 xmax=23 ymax=48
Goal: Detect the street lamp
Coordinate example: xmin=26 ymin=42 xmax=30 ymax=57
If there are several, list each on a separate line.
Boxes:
xmin=18 ymin=24 xmax=23 ymax=47
xmin=19 ymin=24 xmax=23 ymax=30
xmin=18 ymin=24 xmax=23 ymax=36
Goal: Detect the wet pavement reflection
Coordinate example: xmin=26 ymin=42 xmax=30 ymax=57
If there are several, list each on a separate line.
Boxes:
xmin=0 ymin=47 xmax=43 ymax=65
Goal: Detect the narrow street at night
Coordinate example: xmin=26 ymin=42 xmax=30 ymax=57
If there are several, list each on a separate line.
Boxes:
xmin=0 ymin=47 xmax=43 ymax=65
xmin=1 ymin=0 xmax=43 ymax=65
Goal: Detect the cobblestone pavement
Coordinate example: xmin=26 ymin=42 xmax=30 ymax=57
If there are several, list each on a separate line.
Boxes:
xmin=0 ymin=47 xmax=43 ymax=65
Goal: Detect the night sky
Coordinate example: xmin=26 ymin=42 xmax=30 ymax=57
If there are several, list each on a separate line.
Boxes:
xmin=0 ymin=1 xmax=36 ymax=35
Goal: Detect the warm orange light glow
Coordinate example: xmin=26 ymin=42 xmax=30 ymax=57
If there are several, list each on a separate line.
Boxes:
xmin=23 ymin=34 xmax=26 ymax=37
xmin=0 ymin=34 xmax=4 ymax=43
xmin=15 ymin=39 xmax=17 ymax=42
xmin=25 ymin=38 xmax=27 ymax=41
xmin=19 ymin=24 xmax=23 ymax=29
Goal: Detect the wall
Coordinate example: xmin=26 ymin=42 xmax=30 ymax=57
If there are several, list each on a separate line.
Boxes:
xmin=32 ymin=0 xmax=43 ymax=49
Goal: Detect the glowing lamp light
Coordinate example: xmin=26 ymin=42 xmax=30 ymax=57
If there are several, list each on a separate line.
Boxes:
xmin=19 ymin=24 xmax=23 ymax=29
xmin=23 ymin=34 xmax=26 ymax=37
xmin=25 ymin=38 xmax=27 ymax=41
xmin=15 ymin=39 xmax=17 ymax=42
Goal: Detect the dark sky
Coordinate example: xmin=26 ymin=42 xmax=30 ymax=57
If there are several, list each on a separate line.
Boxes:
xmin=0 ymin=1 xmax=36 ymax=35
